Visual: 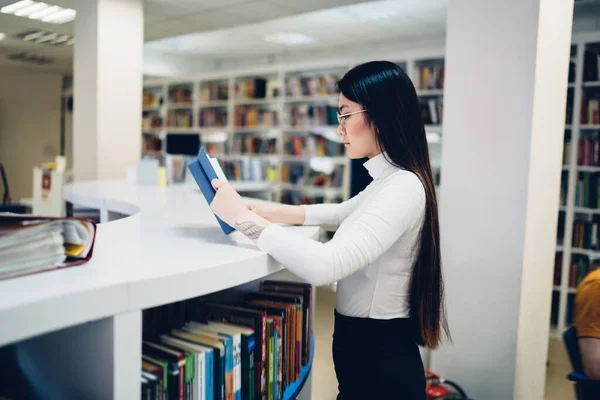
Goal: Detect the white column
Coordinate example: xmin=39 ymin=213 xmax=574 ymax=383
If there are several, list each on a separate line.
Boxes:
xmin=431 ymin=1 xmax=573 ymax=400
xmin=73 ymin=0 xmax=143 ymax=181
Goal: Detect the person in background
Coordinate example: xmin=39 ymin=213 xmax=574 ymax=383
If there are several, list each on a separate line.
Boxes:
xmin=575 ymin=267 xmax=600 ymax=380
xmin=209 ymin=61 xmax=450 ymax=399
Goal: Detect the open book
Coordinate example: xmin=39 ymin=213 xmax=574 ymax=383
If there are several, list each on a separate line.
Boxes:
xmin=187 ymin=147 xmax=235 ymax=235
xmin=0 ymin=214 xmax=97 ymax=280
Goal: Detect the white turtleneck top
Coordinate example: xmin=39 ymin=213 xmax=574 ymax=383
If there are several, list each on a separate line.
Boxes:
xmin=256 ymin=152 xmax=426 ymax=319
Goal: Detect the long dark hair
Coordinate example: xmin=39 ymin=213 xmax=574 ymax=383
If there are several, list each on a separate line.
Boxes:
xmin=337 ymin=61 xmax=450 ymax=349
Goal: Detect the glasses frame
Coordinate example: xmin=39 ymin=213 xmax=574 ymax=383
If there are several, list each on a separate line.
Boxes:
xmin=336 ymin=109 xmax=368 ymax=126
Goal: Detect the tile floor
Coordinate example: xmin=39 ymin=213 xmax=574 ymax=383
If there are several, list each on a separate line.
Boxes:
xmin=311 ymin=287 xmax=575 ymax=400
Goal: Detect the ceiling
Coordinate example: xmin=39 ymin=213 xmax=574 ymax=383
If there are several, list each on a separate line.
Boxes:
xmin=145 ymin=0 xmax=448 ymax=59
xmin=0 ymin=0 xmax=373 ymax=72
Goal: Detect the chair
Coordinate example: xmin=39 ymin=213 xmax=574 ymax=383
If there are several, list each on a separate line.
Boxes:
xmin=563 ymin=326 xmax=600 ymax=399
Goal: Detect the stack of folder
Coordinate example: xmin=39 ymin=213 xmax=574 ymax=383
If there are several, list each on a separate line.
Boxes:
xmin=0 ymin=214 xmax=96 ymax=280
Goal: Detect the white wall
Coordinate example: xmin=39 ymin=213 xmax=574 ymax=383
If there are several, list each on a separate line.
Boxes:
xmin=0 ymin=66 xmax=62 ymax=202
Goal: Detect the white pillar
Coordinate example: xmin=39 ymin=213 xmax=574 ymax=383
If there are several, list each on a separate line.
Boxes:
xmin=73 ymin=0 xmax=143 ymax=181
xmin=432 ymin=1 xmax=573 ymax=399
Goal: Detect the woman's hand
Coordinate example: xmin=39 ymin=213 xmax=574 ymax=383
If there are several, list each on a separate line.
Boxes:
xmin=246 ymin=203 xmax=281 ymax=223
xmin=210 ymin=179 xmax=252 ymax=227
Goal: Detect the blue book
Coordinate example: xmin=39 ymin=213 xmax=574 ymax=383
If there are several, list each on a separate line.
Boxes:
xmin=187 ymin=147 xmax=235 ymax=235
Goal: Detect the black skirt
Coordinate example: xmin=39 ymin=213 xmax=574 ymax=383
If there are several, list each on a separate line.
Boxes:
xmin=332 ymin=310 xmax=426 ymax=400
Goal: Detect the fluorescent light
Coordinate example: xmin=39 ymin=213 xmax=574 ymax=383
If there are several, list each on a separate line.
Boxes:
xmin=15 ymin=2 xmax=49 ymax=17
xmin=1 ymin=0 xmax=34 ymax=14
xmin=23 ymin=31 xmax=45 ymax=41
xmin=29 ymin=4 xmax=60 ymax=19
xmin=1 ymin=1 xmax=75 ymax=24
xmin=36 ymin=32 xmax=57 ymax=43
xmin=263 ymin=32 xmax=314 ymax=46
xmin=343 ymin=3 xmax=399 ymax=21
xmin=0 ymin=33 xmax=5 ymax=41
xmin=42 ymin=8 xmax=75 ymax=24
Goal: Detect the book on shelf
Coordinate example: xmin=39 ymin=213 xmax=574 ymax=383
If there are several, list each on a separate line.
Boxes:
xmin=235 ymin=106 xmax=278 ymax=128
xmin=574 ymin=172 xmax=600 ymax=208
xmin=232 ymin=136 xmax=277 ymax=155
xmin=560 ymin=171 xmax=569 ymax=206
xmin=141 ymin=280 xmax=313 ymax=400
xmin=167 ymin=109 xmax=193 ymax=128
xmin=572 ymin=217 xmax=600 ymax=250
xmin=285 ymin=73 xmax=340 ymax=97
xmin=169 ymin=85 xmax=193 ymax=104
xmin=143 ymin=134 xmax=163 ymax=155
xmin=143 ymin=111 xmax=163 ymax=130
xmin=201 ymin=81 xmax=229 ymax=102
xmin=223 ymin=160 xmax=276 ymax=183
xmin=419 ymin=98 xmax=443 ymax=125
xmin=578 ymin=135 xmax=600 ymax=166
xmin=144 ymin=88 xmax=163 ymax=108
xmin=287 ymin=104 xmax=337 ymax=127
xmin=583 ymin=46 xmax=600 ymax=82
xmin=200 ymin=108 xmax=228 ymax=128
xmin=165 ymin=155 xmax=195 ymax=184
xmin=0 ymin=214 xmax=96 ymax=280
xmin=416 ymin=63 xmax=445 ymax=90
xmin=235 ymin=78 xmax=281 ymax=100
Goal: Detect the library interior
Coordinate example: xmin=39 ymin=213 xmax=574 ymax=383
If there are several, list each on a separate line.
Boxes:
xmin=0 ymin=0 xmax=598 ymax=399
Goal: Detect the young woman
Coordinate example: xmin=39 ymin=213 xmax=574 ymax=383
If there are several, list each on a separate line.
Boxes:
xmin=209 ymin=60 xmax=450 ymax=399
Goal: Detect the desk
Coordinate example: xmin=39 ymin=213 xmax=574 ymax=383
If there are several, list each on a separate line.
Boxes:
xmin=0 ymin=181 xmax=319 ymax=399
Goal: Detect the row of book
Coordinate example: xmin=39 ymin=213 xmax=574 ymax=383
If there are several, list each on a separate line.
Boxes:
xmin=200 ymin=109 xmax=228 ymax=128
xmin=143 ymin=112 xmax=163 ymax=130
xmin=165 ymin=155 xmax=196 ymax=184
xmin=419 ymin=98 xmax=443 ymax=125
xmin=140 ymin=280 xmax=313 ymax=400
xmin=577 ymin=134 xmax=600 ymax=166
xmin=583 ymin=46 xmax=600 ymax=82
xmin=144 ymin=89 xmax=163 ymax=108
xmin=287 ymin=105 xmax=337 ymax=127
xmin=580 ymin=93 xmax=600 ymax=125
xmin=234 ymin=107 xmax=278 ymax=128
xmin=143 ymin=135 xmax=163 ymax=154
xmin=560 ymin=171 xmax=568 ymax=206
xmin=167 ymin=110 xmax=193 ymax=128
xmin=222 ymin=160 xmax=277 ymax=183
xmin=281 ymin=190 xmax=341 ymax=206
xmin=281 ymin=164 xmax=306 ymax=185
xmin=201 ymin=82 xmax=228 ymax=102
xmin=231 ymin=137 xmax=277 ymax=155
xmin=572 ymin=218 xmax=600 ymax=250
xmin=169 ymin=86 xmax=193 ymax=105
xmin=554 ymin=253 xmax=599 ymax=288
xmin=416 ymin=64 xmax=445 ymax=90
xmin=304 ymin=166 xmax=345 ymax=188
xmin=574 ymin=172 xmax=600 ymax=208
xmin=285 ymin=74 xmax=340 ymax=97
xmin=235 ymin=78 xmax=273 ymax=100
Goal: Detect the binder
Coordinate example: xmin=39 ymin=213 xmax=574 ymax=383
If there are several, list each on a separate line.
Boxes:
xmin=187 ymin=147 xmax=235 ymax=235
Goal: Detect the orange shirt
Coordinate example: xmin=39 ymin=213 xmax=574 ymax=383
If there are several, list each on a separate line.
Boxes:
xmin=575 ymin=268 xmax=600 ymax=338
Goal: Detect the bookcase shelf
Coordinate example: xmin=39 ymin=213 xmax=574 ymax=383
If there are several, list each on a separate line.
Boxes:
xmin=553 ymin=35 xmax=600 ymax=339
xmin=144 ymin=55 xmax=445 ymax=206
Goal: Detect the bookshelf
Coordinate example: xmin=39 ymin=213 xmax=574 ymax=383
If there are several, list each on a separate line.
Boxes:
xmin=553 ymin=33 xmax=600 ymax=339
xmin=142 ymin=55 xmax=445 ymax=205
xmin=0 ymin=182 xmax=320 ymax=399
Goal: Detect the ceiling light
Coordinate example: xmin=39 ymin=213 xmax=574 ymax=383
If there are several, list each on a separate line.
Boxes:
xmin=1 ymin=1 xmax=76 ymax=24
xmin=14 ymin=1 xmax=49 ymax=17
xmin=343 ymin=3 xmax=399 ymax=21
xmin=15 ymin=29 xmax=74 ymax=46
xmin=263 ymin=32 xmax=315 ymax=46
xmin=0 ymin=33 xmax=5 ymax=41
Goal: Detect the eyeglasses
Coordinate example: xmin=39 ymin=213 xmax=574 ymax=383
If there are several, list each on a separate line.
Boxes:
xmin=336 ymin=109 xmax=368 ymax=126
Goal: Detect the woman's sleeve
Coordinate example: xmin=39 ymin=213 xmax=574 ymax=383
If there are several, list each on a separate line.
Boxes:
xmin=258 ymin=175 xmax=425 ymax=286
xmin=302 ymin=187 xmax=368 ymax=227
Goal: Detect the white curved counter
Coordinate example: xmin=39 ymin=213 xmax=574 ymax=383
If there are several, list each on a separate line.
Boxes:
xmin=0 ymin=181 xmax=319 ymax=348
